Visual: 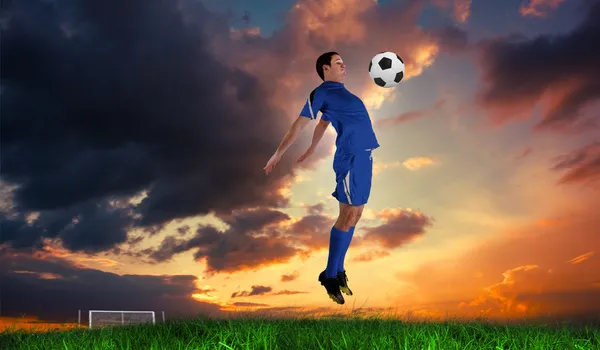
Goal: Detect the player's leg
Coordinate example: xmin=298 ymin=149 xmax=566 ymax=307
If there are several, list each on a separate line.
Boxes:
xmin=324 ymin=153 xmax=360 ymax=279
xmin=331 ymin=202 xmax=363 ymax=296
xmin=318 ymin=153 xmax=356 ymax=304
xmin=335 ymin=150 xmax=374 ymax=295
xmin=336 ymin=201 xmax=363 ymax=271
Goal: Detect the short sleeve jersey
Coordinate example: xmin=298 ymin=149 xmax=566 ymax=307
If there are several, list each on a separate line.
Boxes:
xmin=299 ymin=81 xmax=379 ymax=154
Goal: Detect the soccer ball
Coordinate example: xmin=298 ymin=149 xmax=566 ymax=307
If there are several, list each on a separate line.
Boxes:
xmin=368 ymin=51 xmax=405 ymax=88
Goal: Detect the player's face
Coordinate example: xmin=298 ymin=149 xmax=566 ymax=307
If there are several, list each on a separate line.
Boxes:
xmin=329 ymin=54 xmax=346 ymax=81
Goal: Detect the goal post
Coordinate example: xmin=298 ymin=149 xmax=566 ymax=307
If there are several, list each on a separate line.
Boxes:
xmin=88 ymin=310 xmax=156 ymax=329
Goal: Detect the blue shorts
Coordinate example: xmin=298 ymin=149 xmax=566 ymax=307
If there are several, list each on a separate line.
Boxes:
xmin=331 ymin=149 xmax=374 ymax=206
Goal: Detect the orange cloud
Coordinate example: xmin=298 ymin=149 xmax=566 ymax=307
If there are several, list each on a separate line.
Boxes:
xmin=281 ymin=271 xmax=300 ymax=282
xmin=453 ymin=0 xmax=472 ymax=23
xmin=352 ymin=249 xmax=391 ymax=262
xmin=463 ymin=265 xmax=541 ymax=315
xmin=394 ymin=205 xmax=600 ymax=321
xmin=373 ymin=156 xmax=437 ymax=174
xmin=361 ymin=83 xmax=398 ymax=110
xmin=402 ymin=156 xmax=437 ymax=170
xmin=520 ymin=0 xmax=567 ymax=17
xmin=211 ymin=0 xmax=444 ymax=119
xmin=567 ymin=251 xmax=594 ymax=264
xmin=373 ymin=161 xmax=402 ymax=175
xmin=272 ymin=290 xmax=309 ymax=295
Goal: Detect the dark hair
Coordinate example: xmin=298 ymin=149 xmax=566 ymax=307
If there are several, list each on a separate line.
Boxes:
xmin=316 ymin=51 xmax=338 ymax=81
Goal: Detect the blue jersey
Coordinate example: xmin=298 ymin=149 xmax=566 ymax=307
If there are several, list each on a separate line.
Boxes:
xmin=299 ymin=81 xmax=379 ymax=154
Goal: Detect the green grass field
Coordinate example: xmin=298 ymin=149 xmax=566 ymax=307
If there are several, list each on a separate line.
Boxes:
xmin=1 ymin=316 xmax=599 ymax=350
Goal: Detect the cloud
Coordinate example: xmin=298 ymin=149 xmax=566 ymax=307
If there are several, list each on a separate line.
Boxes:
xmin=431 ymin=0 xmax=473 ymax=23
xmin=0 ymin=0 xmax=323 ymax=253
xmin=362 ymin=209 xmax=433 ymax=249
xmin=281 ymin=271 xmax=300 ymax=282
xmin=213 ymin=0 xmax=449 ymax=113
xmin=461 ymin=259 xmax=600 ymax=321
xmin=453 ymin=0 xmax=472 ymax=23
xmin=372 ymin=157 xmax=437 ymax=175
xmin=231 ymin=285 xmax=272 ymax=298
xmin=230 ymin=285 xmax=307 ymax=298
xmin=566 ymin=251 xmax=595 ymax=264
xmin=1 ymin=0 xmax=453 ymax=255
xmin=147 ymin=208 xmax=300 ymax=274
xmin=402 ymin=157 xmax=437 ymax=171
xmin=285 ymin=211 xmax=335 ymax=251
xmin=144 ymin=203 xmax=434 ymax=273
xmin=431 ymin=25 xmax=469 ymax=53
xmin=394 ymin=205 xmax=600 ymax=323
xmin=373 ymin=161 xmax=402 ymax=175
xmin=551 ymin=142 xmax=600 ymax=187
xmin=463 ymin=264 xmax=541 ymax=315
xmin=231 ymin=302 xmax=270 ymax=307
xmin=0 ymin=199 xmax=133 ymax=253
xmin=520 ymin=0 xmax=567 ymax=17
xmin=0 ymin=248 xmax=224 ymax=323
xmin=475 ymin=1 xmax=600 ymax=131
xmin=352 ymin=249 xmax=391 ymax=262
xmin=272 ymin=290 xmax=309 ymax=295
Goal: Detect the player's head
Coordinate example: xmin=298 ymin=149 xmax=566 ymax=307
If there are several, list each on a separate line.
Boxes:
xmin=316 ymin=52 xmax=346 ymax=82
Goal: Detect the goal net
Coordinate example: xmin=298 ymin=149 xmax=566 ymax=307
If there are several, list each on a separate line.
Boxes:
xmin=88 ymin=310 xmax=155 ymax=329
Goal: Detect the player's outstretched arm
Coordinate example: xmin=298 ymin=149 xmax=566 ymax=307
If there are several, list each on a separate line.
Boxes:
xmin=264 ymin=116 xmax=311 ymax=175
xmin=297 ymin=118 xmax=330 ymax=163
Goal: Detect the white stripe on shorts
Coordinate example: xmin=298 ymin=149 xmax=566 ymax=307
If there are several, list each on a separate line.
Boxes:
xmin=343 ymin=170 xmax=352 ymax=205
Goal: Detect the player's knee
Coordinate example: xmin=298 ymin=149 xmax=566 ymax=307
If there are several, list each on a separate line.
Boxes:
xmin=337 ymin=208 xmax=361 ymax=231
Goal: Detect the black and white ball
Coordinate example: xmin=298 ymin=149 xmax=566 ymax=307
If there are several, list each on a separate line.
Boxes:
xmin=368 ymin=52 xmax=405 ymax=88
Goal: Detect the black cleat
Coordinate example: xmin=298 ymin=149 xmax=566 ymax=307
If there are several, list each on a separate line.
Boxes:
xmin=337 ymin=270 xmax=353 ymax=296
xmin=319 ymin=271 xmax=345 ymax=304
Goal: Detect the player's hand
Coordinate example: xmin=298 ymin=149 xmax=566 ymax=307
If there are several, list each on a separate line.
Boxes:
xmin=297 ymin=147 xmax=314 ymax=163
xmin=264 ymin=152 xmax=282 ymax=175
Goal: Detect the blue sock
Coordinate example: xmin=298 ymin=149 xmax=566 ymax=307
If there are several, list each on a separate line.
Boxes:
xmin=337 ymin=226 xmax=355 ymax=273
xmin=325 ymin=226 xmax=346 ymax=278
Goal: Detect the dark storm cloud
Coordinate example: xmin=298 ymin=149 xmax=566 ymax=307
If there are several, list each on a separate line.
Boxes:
xmin=231 ymin=285 xmax=272 ymax=298
xmin=0 ymin=200 xmax=132 ymax=253
xmin=0 ymin=249 xmax=224 ymax=323
xmin=147 ymin=208 xmax=300 ymax=273
xmin=476 ymin=1 xmax=600 ymax=131
xmin=1 ymin=0 xmax=308 ymax=252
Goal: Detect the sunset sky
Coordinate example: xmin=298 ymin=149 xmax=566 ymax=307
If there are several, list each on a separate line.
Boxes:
xmin=1 ymin=0 xmax=599 ymax=329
